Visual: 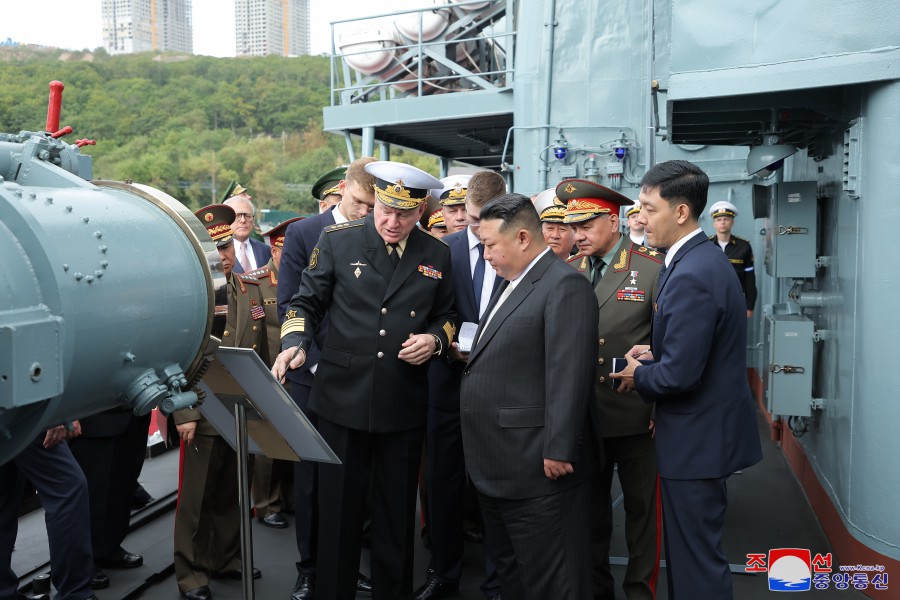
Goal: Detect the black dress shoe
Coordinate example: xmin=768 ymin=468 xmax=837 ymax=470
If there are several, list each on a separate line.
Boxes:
xmin=413 ymin=576 xmax=459 ymax=600
xmin=97 ymin=547 xmax=143 ymax=569
xmin=183 ymin=585 xmax=211 ymax=600
xmin=132 ymin=483 xmax=154 ymax=509
xmin=223 ymin=567 xmax=262 ymax=580
xmin=90 ymin=567 xmax=110 ymax=589
xmin=259 ymin=512 xmax=288 ymax=528
xmin=356 ymin=572 xmax=373 ymax=596
xmin=291 ymin=572 xmax=315 ymax=600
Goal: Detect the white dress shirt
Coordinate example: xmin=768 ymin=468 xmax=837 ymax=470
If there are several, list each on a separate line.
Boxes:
xmin=664 ymin=228 xmax=704 ymax=268
xmin=467 ymin=227 xmax=497 ymax=319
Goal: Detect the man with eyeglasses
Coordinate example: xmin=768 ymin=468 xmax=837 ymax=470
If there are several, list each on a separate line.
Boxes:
xmin=223 ymin=181 xmax=271 ymax=274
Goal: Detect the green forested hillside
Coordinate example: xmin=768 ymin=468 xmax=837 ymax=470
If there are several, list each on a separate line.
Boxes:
xmin=0 ymin=46 xmax=436 ymax=215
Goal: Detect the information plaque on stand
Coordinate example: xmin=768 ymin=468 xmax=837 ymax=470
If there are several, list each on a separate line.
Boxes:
xmin=194 ymin=346 xmax=339 ymax=600
xmin=197 ymin=346 xmax=339 ymax=464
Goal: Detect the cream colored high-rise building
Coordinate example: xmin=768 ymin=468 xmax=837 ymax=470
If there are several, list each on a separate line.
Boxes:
xmin=235 ymin=0 xmax=310 ymax=57
xmin=102 ymin=0 xmax=193 ymax=55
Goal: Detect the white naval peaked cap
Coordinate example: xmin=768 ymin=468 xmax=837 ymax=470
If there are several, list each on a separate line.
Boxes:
xmin=532 ymin=187 xmax=567 ymax=223
xmin=432 ymin=174 xmax=472 ymax=206
xmin=365 ymin=161 xmax=442 ymax=210
xmin=709 ymin=200 xmax=738 ymax=219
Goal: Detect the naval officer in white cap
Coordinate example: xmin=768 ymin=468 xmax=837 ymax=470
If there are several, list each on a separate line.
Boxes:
xmin=432 ymin=174 xmax=472 ymax=234
xmin=272 ymin=160 xmax=456 ymax=600
xmin=708 ymin=200 xmax=757 ymax=317
xmin=533 ymin=187 xmax=575 ymax=260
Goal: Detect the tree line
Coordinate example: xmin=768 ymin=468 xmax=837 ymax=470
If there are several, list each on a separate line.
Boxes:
xmin=0 ymin=45 xmax=436 ymax=215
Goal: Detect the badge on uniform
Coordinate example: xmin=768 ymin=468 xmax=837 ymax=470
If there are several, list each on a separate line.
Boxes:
xmin=418 ymin=265 xmax=442 ymax=280
xmin=629 ymin=270 xmax=638 ymax=285
xmin=251 ymin=305 xmax=265 ymax=320
xmin=617 ymin=288 xmax=645 ymax=302
xmin=309 ymin=247 xmax=320 ymax=270
xmin=351 ymin=260 xmax=366 ymax=278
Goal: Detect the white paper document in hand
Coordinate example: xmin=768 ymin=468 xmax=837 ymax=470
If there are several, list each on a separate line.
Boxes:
xmin=456 ymin=321 xmax=479 ymax=353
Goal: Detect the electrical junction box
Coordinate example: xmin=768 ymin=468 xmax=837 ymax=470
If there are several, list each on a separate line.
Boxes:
xmin=605 ymin=161 xmax=623 ymax=175
xmin=765 ymin=314 xmax=813 ymax=417
xmin=764 ymin=181 xmax=817 ymax=278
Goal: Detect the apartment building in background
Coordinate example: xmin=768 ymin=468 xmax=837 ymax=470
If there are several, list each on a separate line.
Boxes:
xmin=102 ymin=0 xmax=193 ymax=55
xmin=235 ymin=0 xmax=310 ymax=57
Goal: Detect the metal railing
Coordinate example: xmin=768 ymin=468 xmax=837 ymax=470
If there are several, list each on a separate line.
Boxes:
xmin=328 ymin=0 xmax=515 ymax=106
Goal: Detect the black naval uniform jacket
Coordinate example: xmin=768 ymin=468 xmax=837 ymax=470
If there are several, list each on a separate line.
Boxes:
xmin=281 ymin=214 xmax=456 ymax=433
xmin=709 ymin=235 xmax=757 ymax=310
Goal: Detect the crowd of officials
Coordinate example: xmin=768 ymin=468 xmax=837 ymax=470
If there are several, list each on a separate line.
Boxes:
xmin=1 ymin=158 xmax=763 ymax=600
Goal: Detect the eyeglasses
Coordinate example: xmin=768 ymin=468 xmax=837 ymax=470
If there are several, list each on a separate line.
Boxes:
xmin=234 ymin=212 xmax=254 ymax=221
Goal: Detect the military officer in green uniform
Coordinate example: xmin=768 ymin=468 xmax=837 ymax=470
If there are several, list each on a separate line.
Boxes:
xmin=559 ymin=179 xmax=663 ymax=600
xmin=708 ymin=200 xmax=757 ymax=317
xmin=243 ymin=216 xmax=304 ymax=530
xmin=173 ymin=204 xmax=266 ymax=600
xmin=272 ymin=161 xmax=455 ymax=600
xmin=426 ymin=208 xmax=449 ymax=239
xmin=313 ymin=165 xmax=347 ymax=213
xmin=533 ymin=187 xmax=575 ymax=260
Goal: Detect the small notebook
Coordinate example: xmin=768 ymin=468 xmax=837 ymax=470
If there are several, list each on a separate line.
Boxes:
xmin=457 ymin=321 xmax=479 ymax=353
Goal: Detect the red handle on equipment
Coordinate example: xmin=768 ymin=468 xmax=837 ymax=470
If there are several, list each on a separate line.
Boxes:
xmin=51 ymin=126 xmax=73 ymax=139
xmin=46 ymin=81 xmax=65 ymax=133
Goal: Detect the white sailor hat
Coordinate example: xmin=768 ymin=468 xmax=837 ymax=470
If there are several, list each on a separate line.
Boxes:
xmin=533 ymin=188 xmax=567 ymax=223
xmin=625 ymin=202 xmax=641 ymax=218
xmin=431 ymin=174 xmax=472 ymax=206
xmin=709 ymin=200 xmax=738 ymax=219
xmin=365 ymin=161 xmax=442 ymax=210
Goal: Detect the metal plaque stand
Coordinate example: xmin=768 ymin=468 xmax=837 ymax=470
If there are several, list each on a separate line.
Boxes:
xmin=197 ymin=347 xmax=340 ymax=600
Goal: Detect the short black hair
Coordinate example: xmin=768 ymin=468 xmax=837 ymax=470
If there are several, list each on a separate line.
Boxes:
xmin=640 ymin=160 xmax=709 ymax=221
xmin=480 ymin=193 xmax=542 ymax=237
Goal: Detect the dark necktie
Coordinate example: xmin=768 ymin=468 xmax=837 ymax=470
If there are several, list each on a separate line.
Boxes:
xmin=590 ymin=257 xmax=605 ymax=287
xmin=388 ymin=243 xmax=401 ymax=268
xmin=473 ymin=243 xmax=485 ymax=313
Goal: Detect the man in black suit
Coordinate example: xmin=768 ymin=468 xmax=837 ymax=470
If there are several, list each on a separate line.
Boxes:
xmin=275 ymin=157 xmax=377 ymax=600
xmin=612 ymin=160 xmax=763 ymax=599
xmin=1 ymin=425 xmax=99 ymax=600
xmin=460 ymin=193 xmax=598 ymax=600
xmin=272 ymin=161 xmax=455 ymax=600
xmin=416 ymin=171 xmax=507 ymax=600
xmin=223 ymin=183 xmax=271 ymax=274
xmin=69 ymin=410 xmax=148 ymax=589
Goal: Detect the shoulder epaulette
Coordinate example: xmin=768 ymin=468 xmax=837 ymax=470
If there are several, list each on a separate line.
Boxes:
xmin=243 ymin=266 xmax=270 ymax=279
xmin=566 ymin=252 xmax=584 ymax=264
xmin=236 ymin=272 xmax=262 ymax=285
xmin=420 ymin=228 xmax=449 ymax=246
xmin=632 ymin=245 xmax=664 ymax=264
xmin=732 ymin=235 xmax=747 ymax=243
xmin=324 ymin=221 xmax=364 ymax=233
xmin=708 ymin=234 xmax=716 ymax=241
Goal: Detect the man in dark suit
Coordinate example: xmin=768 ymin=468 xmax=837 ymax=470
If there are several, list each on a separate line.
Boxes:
xmin=223 ymin=183 xmax=272 ymax=274
xmin=272 ymin=161 xmax=455 ymax=600
xmin=612 ymin=160 xmax=763 ymax=600
xmin=558 ymin=179 xmax=663 ymax=600
xmin=69 ymin=410 xmax=148 ymax=589
xmin=245 ymin=217 xmax=305 ymax=530
xmin=460 ymin=193 xmax=598 ymax=600
xmin=275 ymin=157 xmax=377 ymax=600
xmin=1 ymin=426 xmax=99 ymax=600
xmin=417 ymin=171 xmax=506 ymax=600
